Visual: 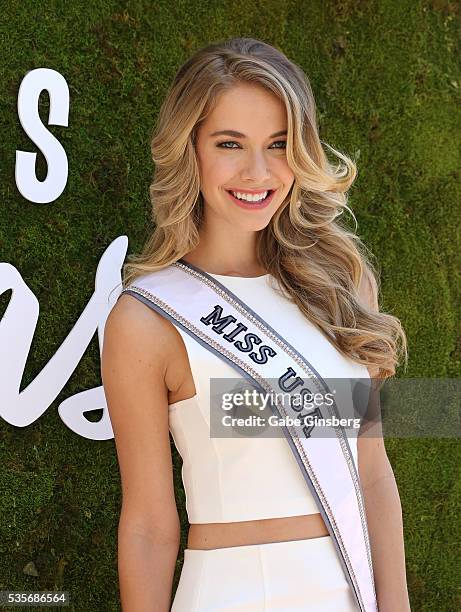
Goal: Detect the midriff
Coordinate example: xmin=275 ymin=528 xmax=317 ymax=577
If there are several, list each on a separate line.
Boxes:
xmin=187 ymin=512 xmax=329 ymax=550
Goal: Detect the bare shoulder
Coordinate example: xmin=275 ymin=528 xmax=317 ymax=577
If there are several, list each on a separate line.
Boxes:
xmin=106 ymin=292 xmax=192 ymax=397
xmin=105 ymin=292 xmax=178 ymax=362
xmin=358 ymin=266 xmax=379 ymax=313
xmin=357 ymin=268 xmax=381 ymax=379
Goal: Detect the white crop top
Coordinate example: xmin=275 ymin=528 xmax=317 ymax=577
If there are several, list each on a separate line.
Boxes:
xmin=164 ymin=271 xmax=370 ymax=524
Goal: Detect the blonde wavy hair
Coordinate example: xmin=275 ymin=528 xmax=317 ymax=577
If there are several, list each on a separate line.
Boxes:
xmin=122 ymin=37 xmax=408 ymax=380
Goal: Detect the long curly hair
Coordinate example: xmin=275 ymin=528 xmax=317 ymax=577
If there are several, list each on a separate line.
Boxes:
xmin=122 ymin=37 xmax=408 ymax=380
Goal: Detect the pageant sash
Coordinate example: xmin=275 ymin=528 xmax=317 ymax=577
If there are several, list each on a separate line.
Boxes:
xmin=121 ymin=258 xmax=378 ymax=612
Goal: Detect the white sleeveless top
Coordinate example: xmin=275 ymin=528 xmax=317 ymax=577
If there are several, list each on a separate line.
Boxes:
xmin=166 ymin=271 xmax=369 ymax=524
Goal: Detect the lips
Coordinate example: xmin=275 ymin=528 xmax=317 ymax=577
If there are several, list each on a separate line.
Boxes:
xmin=227 ymin=189 xmax=274 ymax=195
xmin=225 ymin=189 xmax=276 ymax=210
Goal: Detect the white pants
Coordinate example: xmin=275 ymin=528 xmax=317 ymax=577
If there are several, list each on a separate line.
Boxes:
xmin=171 ymin=534 xmax=360 ymax=611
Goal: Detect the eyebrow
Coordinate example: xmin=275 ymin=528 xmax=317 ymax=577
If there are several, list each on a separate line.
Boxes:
xmin=210 ymin=129 xmax=288 ymax=138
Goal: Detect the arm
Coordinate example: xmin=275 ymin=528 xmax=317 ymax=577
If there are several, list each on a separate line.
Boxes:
xmin=101 ymin=294 xmax=181 ymax=612
xmin=358 ymin=401 xmax=411 ymax=611
xmin=357 ymin=270 xmax=411 ymax=611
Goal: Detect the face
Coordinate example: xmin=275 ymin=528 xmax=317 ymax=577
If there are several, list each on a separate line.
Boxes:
xmin=194 ymin=82 xmax=295 ymax=232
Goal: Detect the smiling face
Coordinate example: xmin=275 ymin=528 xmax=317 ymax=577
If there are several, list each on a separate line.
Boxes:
xmin=194 ymin=82 xmax=295 ymax=232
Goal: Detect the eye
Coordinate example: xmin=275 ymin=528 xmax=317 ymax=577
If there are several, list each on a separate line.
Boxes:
xmin=217 ymin=141 xmax=240 ymax=149
xmin=216 ymin=140 xmax=287 ymax=149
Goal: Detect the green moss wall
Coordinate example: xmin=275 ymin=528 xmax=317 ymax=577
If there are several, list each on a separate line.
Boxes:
xmin=0 ymin=1 xmax=459 ymax=610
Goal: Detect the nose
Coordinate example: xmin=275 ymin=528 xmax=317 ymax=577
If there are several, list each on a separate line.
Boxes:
xmin=239 ymin=150 xmax=272 ymax=183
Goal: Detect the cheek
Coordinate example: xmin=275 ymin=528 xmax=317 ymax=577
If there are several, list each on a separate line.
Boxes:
xmin=205 ymin=158 xmax=236 ymax=188
xmin=284 ymin=164 xmax=295 ymax=187
xmin=272 ymin=156 xmax=294 ymax=181
xmin=196 ymin=147 xmax=222 ymax=185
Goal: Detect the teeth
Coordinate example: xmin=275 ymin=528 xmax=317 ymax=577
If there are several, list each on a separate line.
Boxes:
xmin=231 ymin=190 xmax=269 ymax=202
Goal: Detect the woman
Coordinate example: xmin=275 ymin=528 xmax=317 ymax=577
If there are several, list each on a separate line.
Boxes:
xmin=101 ymin=38 xmax=411 ymax=611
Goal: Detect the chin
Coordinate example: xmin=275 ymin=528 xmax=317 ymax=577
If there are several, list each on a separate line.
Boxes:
xmin=234 ymin=215 xmax=273 ymax=232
